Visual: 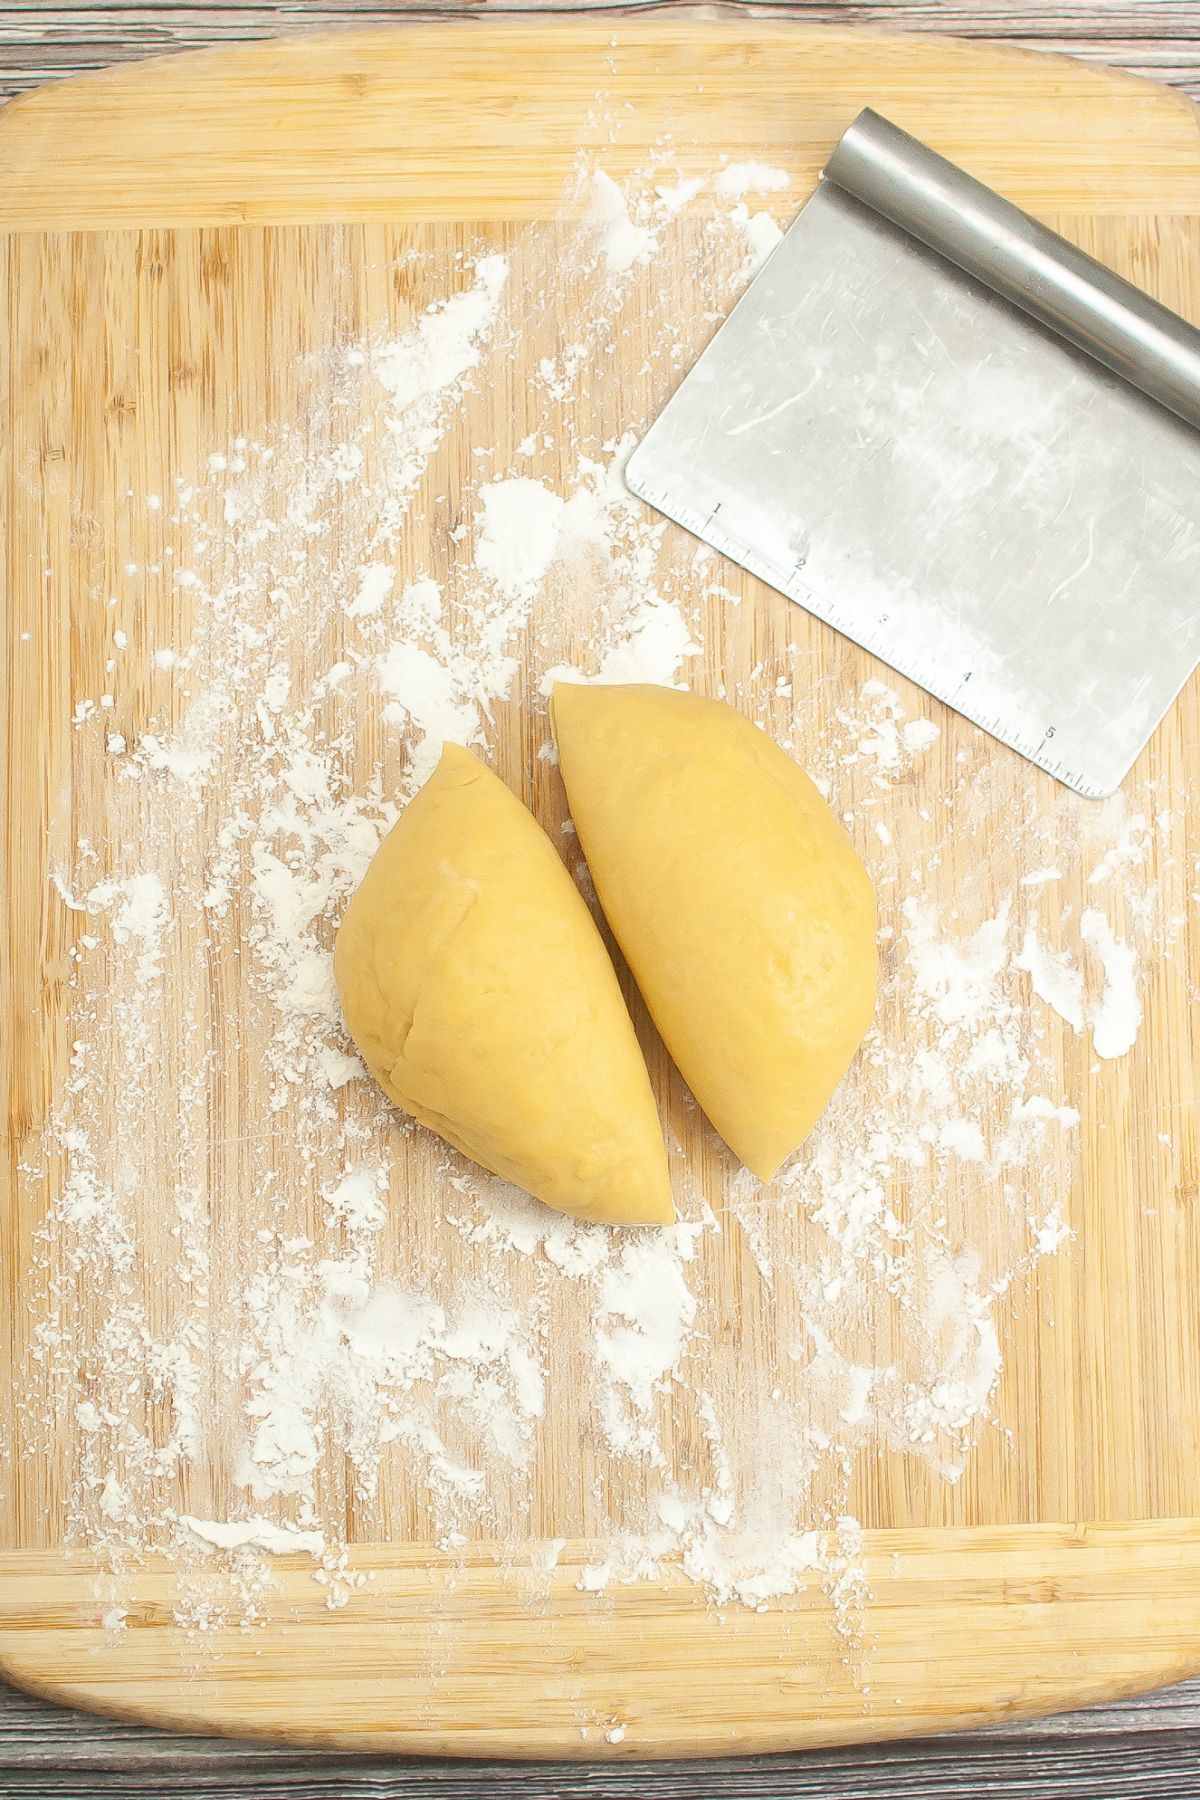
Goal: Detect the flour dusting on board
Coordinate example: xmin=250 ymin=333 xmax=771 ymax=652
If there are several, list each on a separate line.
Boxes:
xmin=14 ymin=140 xmax=1174 ymax=1658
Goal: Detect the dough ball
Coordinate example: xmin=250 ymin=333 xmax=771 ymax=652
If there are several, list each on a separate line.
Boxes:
xmin=334 ymin=742 xmax=674 ymax=1226
xmin=551 ymin=684 xmax=877 ymax=1181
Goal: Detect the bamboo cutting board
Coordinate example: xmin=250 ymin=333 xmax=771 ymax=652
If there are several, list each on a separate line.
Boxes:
xmin=2 ymin=16 xmax=1200 ymax=1758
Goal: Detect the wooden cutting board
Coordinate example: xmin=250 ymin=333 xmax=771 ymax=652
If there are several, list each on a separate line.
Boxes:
xmin=2 ymin=16 xmax=1200 ymax=1759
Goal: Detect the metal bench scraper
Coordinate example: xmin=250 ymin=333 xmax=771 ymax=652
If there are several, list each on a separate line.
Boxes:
xmin=624 ymin=110 xmax=1200 ymax=797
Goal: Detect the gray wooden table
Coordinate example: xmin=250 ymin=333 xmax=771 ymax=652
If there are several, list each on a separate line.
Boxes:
xmin=2 ymin=2 xmax=1200 ymax=1793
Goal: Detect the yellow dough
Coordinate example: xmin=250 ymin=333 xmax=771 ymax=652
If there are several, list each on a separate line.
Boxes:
xmin=551 ymin=684 xmax=877 ymax=1182
xmin=333 ymin=743 xmax=673 ymax=1226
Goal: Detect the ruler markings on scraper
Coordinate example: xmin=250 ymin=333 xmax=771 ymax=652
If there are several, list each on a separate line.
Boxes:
xmin=626 ymin=468 xmax=1093 ymax=797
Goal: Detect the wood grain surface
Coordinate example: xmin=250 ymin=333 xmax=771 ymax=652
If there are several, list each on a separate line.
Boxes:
xmin=0 ymin=3 xmax=1198 ymax=104
xmin=3 ymin=4 xmax=1200 ymax=1794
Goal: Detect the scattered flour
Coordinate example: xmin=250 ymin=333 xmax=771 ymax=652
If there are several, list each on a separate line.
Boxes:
xmin=655 ymin=175 xmax=705 ymax=214
xmin=710 ymin=161 xmax=791 ymax=272
xmin=585 ymin=170 xmax=659 ymax=274
xmin=1079 ymin=908 xmax=1142 ymax=1058
xmin=541 ymin=594 xmax=699 ymax=693
xmin=345 ymin=564 xmax=395 ymax=619
xmin=595 ymin=1229 xmax=701 ymax=1461
xmin=1016 ymin=911 xmax=1142 ymax=1058
xmin=180 ymin=1515 xmax=326 ymax=1558
xmin=1015 ymin=927 xmax=1085 ymax=1034
xmin=715 ymin=161 xmax=791 ymax=197
xmin=475 ymin=477 xmax=569 ymax=600
xmin=371 ymin=253 xmax=509 ymax=404
xmin=730 ymin=205 xmax=785 ymax=271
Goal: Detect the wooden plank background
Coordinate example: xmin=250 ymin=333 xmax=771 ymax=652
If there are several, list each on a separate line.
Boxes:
xmin=2 ymin=3 xmax=1200 ymax=1795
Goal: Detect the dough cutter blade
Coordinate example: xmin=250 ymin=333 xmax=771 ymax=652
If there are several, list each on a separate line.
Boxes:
xmin=625 ymin=109 xmax=1200 ymax=797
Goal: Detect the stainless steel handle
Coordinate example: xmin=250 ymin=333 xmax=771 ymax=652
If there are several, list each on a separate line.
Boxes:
xmin=824 ymin=107 xmax=1200 ymax=436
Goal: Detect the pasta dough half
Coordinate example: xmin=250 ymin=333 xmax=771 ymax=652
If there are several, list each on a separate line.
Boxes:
xmin=334 ymin=743 xmax=674 ymax=1225
xmin=552 ymin=683 xmax=877 ymax=1181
